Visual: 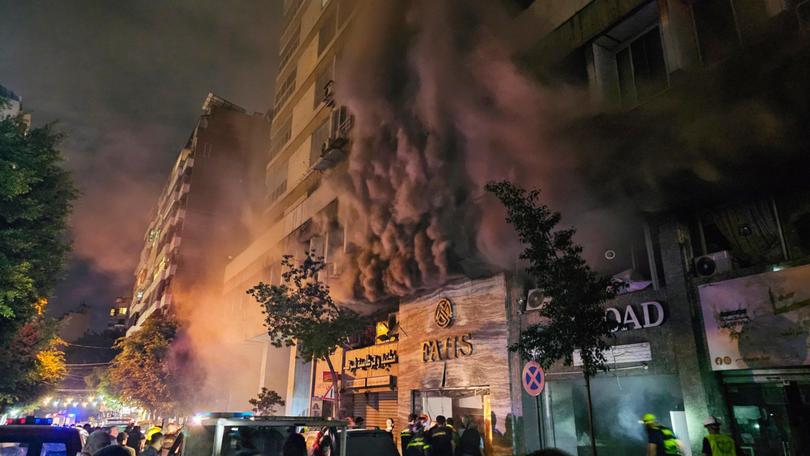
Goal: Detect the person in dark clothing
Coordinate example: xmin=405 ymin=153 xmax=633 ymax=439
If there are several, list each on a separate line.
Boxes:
xmin=457 ymin=416 xmax=482 ymax=456
xmin=115 ymin=432 xmax=137 ymax=456
xmin=401 ymin=413 xmax=419 ymax=452
xmin=283 ymin=433 xmax=307 ymax=456
xmin=642 ymin=414 xmax=682 ymax=456
xmin=126 ymin=426 xmax=142 ymax=455
xmin=353 ymin=416 xmax=365 ymax=429
xmin=94 ymin=446 xmax=133 ymax=456
xmin=426 ymin=415 xmax=453 ymax=456
xmin=141 ymin=432 xmax=164 ymax=456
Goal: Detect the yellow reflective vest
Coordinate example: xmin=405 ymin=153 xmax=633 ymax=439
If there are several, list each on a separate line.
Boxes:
xmin=706 ymin=434 xmax=736 ymax=456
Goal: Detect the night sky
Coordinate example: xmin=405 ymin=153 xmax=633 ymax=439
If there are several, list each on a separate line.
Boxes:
xmin=0 ymin=1 xmax=282 ymax=328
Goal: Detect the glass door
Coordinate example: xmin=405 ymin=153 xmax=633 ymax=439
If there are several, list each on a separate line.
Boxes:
xmin=724 ymin=379 xmax=810 ymax=455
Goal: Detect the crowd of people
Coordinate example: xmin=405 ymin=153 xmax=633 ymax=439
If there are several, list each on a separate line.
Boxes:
xmin=398 ymin=413 xmax=484 ymax=456
xmin=76 ymin=422 xmax=180 ymax=456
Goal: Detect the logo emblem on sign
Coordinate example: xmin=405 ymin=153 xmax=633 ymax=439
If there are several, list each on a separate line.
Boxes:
xmin=522 ymin=360 xmax=545 ymax=397
xmin=434 ymin=298 xmax=454 ymax=328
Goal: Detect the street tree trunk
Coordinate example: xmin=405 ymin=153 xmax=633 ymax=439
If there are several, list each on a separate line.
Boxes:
xmin=323 ymin=355 xmax=340 ymax=417
xmin=584 ymin=373 xmax=598 ymax=456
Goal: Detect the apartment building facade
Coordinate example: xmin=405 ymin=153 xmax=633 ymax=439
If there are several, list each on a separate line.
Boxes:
xmin=224 ymin=0 xmax=810 ymax=454
xmin=127 ymin=94 xmax=269 ymax=333
xmin=512 ymin=0 xmax=810 ymax=455
xmin=221 ymin=0 xmax=356 ymax=416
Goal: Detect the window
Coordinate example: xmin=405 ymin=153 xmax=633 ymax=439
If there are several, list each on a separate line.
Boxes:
xmin=318 ymin=8 xmax=337 ymax=55
xmin=590 ymin=1 xmax=668 ymax=107
xmin=109 ymin=308 xmax=116 ymax=317
xmin=119 ymin=307 xmax=128 ymax=315
xmin=692 ymin=0 xmax=739 ymax=65
xmin=275 ymin=70 xmax=296 ymax=110
xmin=269 ymin=116 xmax=292 ymax=162
xmin=279 ymin=24 xmax=300 ymax=70
xmin=268 ymin=160 xmax=289 ymax=204
xmin=41 ymin=443 xmax=67 ymax=456
xmin=616 ymin=27 xmax=667 ymax=107
xmin=314 ymin=61 xmax=334 ymax=108
xmin=310 ymin=119 xmax=330 ymax=166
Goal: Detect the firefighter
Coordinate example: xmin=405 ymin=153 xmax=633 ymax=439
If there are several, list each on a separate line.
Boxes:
xmin=702 ymin=416 xmax=737 ymax=456
xmin=401 ymin=413 xmax=418 ymax=453
xmin=641 ymin=413 xmax=683 ymax=456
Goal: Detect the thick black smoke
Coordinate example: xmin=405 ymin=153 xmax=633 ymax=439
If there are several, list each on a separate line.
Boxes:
xmin=330 ymin=0 xmax=590 ymax=302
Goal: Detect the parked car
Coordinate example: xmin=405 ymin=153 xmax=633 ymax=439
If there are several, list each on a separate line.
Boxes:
xmin=0 ymin=418 xmax=84 ymax=456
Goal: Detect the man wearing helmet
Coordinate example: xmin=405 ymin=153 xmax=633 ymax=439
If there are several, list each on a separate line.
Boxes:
xmin=701 ymin=416 xmax=737 ymax=456
xmin=641 ymin=413 xmax=683 ymax=456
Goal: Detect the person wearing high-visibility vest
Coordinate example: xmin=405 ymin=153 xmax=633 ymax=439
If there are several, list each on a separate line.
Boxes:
xmin=702 ymin=416 xmax=737 ymax=456
xmin=405 ymin=426 xmax=428 ymax=456
xmin=401 ymin=413 xmax=418 ymax=452
xmin=641 ymin=413 xmax=683 ymax=456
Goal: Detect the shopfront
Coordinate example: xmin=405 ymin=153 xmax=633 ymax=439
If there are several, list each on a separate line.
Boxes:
xmin=522 ymin=297 xmax=692 ymax=455
xmin=396 ymin=274 xmax=515 ymax=456
xmin=342 ymin=341 xmax=399 ymax=430
xmin=699 ymin=264 xmax=810 ymax=455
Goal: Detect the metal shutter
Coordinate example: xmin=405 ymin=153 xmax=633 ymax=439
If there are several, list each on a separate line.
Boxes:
xmin=352 ymin=391 xmax=398 ymax=430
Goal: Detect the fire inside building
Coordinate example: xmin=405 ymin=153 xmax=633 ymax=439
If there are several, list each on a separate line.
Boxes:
xmin=118 ymin=0 xmax=810 ymax=455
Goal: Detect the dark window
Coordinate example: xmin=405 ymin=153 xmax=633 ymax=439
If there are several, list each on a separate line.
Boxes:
xmin=275 ymin=71 xmax=296 ymax=110
xmin=314 ymin=62 xmax=334 ymax=108
xmin=692 ymin=0 xmax=739 ymax=65
xmin=310 ymin=119 xmax=331 ymax=166
xmin=617 ymin=27 xmax=667 ymax=106
xmin=279 ymin=24 xmax=300 ymax=70
xmin=318 ymin=8 xmax=337 ymax=55
xmin=270 ymin=117 xmax=292 ymax=161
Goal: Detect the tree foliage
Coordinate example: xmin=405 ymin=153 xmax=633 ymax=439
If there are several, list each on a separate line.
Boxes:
xmin=0 ymin=316 xmax=67 ymax=407
xmin=0 ymin=114 xmax=76 ymax=410
xmin=485 ymin=181 xmax=619 ymax=378
xmin=106 ymin=313 xmax=180 ymax=414
xmin=248 ymin=387 xmax=285 ymax=415
xmin=249 ymin=254 xmax=369 ymax=361
xmin=249 ymin=254 xmax=369 ymax=411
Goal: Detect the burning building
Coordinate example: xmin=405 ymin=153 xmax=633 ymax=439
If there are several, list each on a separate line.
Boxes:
xmin=126 ymin=94 xmax=269 ymax=335
xmin=225 ymin=0 xmax=810 ymax=455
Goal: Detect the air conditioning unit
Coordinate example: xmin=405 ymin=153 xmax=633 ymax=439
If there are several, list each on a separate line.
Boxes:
xmin=694 ymin=251 xmax=733 ymax=278
xmin=525 ymin=288 xmax=552 ymax=312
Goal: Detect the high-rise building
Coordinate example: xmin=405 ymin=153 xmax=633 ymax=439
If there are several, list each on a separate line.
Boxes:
xmin=221 ymin=0 xmax=356 ymax=416
xmin=0 ymin=84 xmax=22 ymax=119
xmin=127 ymin=94 xmax=270 ymax=333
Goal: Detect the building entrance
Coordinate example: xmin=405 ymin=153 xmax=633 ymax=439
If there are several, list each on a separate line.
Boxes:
xmin=413 ymin=387 xmax=509 ymax=455
xmin=723 ymin=369 xmax=810 ymax=456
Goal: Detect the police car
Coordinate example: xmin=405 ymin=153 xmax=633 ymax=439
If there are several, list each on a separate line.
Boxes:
xmin=0 ymin=417 xmax=84 ymax=456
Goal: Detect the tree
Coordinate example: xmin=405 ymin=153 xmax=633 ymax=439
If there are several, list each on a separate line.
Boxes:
xmin=0 ymin=316 xmax=67 ymax=407
xmin=248 ymin=387 xmax=285 ymax=415
xmin=486 ymin=181 xmax=619 ymax=456
xmin=106 ymin=313 xmax=180 ymax=415
xmin=249 ymin=254 xmax=369 ymax=415
xmin=0 ymin=112 xmax=76 ymax=410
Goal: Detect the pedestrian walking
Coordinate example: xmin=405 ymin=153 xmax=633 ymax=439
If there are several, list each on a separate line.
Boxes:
xmin=641 ymin=413 xmax=683 ymax=456
xmin=702 ymin=416 xmax=737 ymax=456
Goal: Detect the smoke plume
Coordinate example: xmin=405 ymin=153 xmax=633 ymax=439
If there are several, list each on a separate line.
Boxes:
xmin=331 ymin=0 xmax=591 ymax=302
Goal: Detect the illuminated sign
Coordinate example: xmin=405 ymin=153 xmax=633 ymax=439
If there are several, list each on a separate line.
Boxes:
xmin=422 ymin=333 xmax=473 ymax=363
xmin=605 ymin=301 xmax=665 ymax=331
xmin=347 ymin=349 xmax=398 ymax=372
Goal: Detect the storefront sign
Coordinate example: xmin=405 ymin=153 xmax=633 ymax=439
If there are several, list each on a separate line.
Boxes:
xmin=345 ymin=378 xmax=366 ymax=389
xmin=699 ymin=264 xmax=810 ymax=371
xmin=365 ymin=375 xmax=394 ymax=387
xmin=422 ymin=333 xmax=474 ymax=362
xmin=605 ymin=301 xmax=665 ymax=331
xmin=347 ymin=349 xmax=398 ymax=372
xmin=310 ymin=398 xmax=323 ymax=416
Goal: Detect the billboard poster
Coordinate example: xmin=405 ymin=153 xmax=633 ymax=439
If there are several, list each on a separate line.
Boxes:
xmin=699 ymin=264 xmax=810 ymax=370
